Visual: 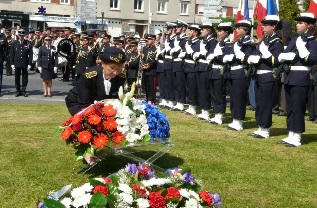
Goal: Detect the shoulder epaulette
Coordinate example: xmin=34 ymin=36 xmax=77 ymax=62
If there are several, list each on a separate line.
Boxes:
xmin=85 ymin=71 xmax=97 ymax=78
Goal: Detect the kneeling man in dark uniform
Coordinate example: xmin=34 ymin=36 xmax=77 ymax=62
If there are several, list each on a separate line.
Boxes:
xmin=65 ymin=46 xmax=126 ymax=115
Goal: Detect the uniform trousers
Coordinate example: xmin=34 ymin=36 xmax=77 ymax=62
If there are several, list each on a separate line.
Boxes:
xmin=62 ymin=60 xmax=71 ymax=81
xmin=285 ymin=84 xmax=309 ymax=133
xmin=0 ymin=63 xmax=3 ymax=93
xmin=144 ymin=75 xmax=156 ymax=102
xmin=15 ymin=67 xmax=28 ymax=93
xmin=164 ymin=59 xmax=174 ymax=101
xmin=6 ymin=56 xmax=12 ymax=75
xmin=229 ymin=78 xmax=248 ymax=120
xmin=157 ymin=71 xmax=166 ymax=99
xmin=173 ymin=62 xmax=186 ymax=104
xmin=197 ymin=70 xmax=211 ymax=110
xmin=185 ymin=72 xmax=198 ymax=106
xmin=255 ymin=81 xmax=275 ymax=128
xmin=308 ymin=82 xmax=317 ymax=120
xmin=210 ymin=78 xmax=227 ymax=114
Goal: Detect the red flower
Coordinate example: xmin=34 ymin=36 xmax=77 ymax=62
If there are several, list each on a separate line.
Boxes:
xmin=72 ymin=123 xmax=82 ymax=131
xmin=93 ymin=185 xmax=108 ymax=195
xmin=165 ymin=187 xmax=181 ymax=199
xmin=112 ymin=131 xmax=125 ymax=143
xmin=62 ymin=116 xmax=73 ymax=126
xmin=96 ymin=124 xmax=103 ymax=131
xmin=77 ymin=130 xmax=92 ymax=144
xmin=103 ymin=117 xmax=118 ymax=131
xmin=88 ymin=115 xmax=102 ymax=125
xmin=139 ymin=165 xmax=151 ymax=176
xmin=93 ymin=133 xmax=109 ymax=148
xmin=103 ymin=178 xmax=112 ymax=183
xmin=149 ymin=192 xmax=166 ymax=208
xmin=72 ymin=114 xmax=82 ymax=125
xmin=61 ymin=127 xmax=73 ymax=141
xmin=83 ymin=105 xmax=95 ymax=116
xmin=132 ymin=184 xmax=147 ymax=196
xmin=102 ymin=105 xmax=116 ymax=117
xmin=199 ymin=190 xmax=213 ymax=206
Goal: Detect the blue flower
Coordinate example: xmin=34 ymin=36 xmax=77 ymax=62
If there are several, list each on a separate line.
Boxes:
xmin=183 ymin=172 xmax=195 ymax=186
xmin=126 ymin=163 xmax=138 ymax=174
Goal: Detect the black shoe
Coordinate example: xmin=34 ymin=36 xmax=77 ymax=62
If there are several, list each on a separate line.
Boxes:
xmin=306 ymin=117 xmax=315 ymax=121
xmin=47 ymin=94 xmax=52 ymax=97
xmin=276 ymin=140 xmax=287 ymax=144
xmin=15 ymin=92 xmax=22 ymax=97
xmin=0 ymin=93 xmax=3 ymax=97
xmin=272 ymin=109 xmax=279 ymax=115
xmin=22 ymin=92 xmax=28 ymax=97
xmin=285 ymin=144 xmax=297 ymax=147
xmin=68 ymin=82 xmax=75 ymax=86
xmin=253 ymin=134 xmax=267 ymax=139
xmin=43 ymin=94 xmax=47 ymax=97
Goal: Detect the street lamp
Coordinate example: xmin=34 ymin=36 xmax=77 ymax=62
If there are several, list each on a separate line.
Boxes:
xmin=148 ymin=0 xmax=151 ymax=34
xmin=101 ymin=12 xmax=104 ymax=30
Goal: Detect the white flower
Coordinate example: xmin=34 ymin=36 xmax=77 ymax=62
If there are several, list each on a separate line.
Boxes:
xmin=179 ymin=189 xmax=190 ymax=198
xmin=80 ymin=183 xmax=93 ymax=192
xmin=126 ymin=133 xmax=141 ymax=142
xmin=116 ymin=118 xmax=130 ymax=126
xmin=117 ymin=125 xmax=130 ymax=135
xmin=136 ymin=115 xmax=147 ymax=125
xmin=118 ymin=192 xmax=133 ymax=204
xmin=71 ymin=193 xmax=91 ymax=207
xmin=118 ymin=183 xmax=132 ymax=194
xmin=136 ymin=198 xmax=150 ymax=208
xmin=70 ymin=187 xmax=86 ymax=199
xmin=189 ymin=190 xmax=200 ymax=201
xmin=140 ymin=125 xmax=149 ymax=137
xmin=166 ymin=201 xmax=178 ymax=208
xmin=60 ymin=197 xmax=72 ymax=208
xmin=117 ymin=106 xmax=133 ymax=118
xmin=94 ymin=178 xmax=106 ymax=184
xmin=183 ymin=198 xmax=201 ymax=208
xmin=141 ymin=178 xmax=171 ymax=187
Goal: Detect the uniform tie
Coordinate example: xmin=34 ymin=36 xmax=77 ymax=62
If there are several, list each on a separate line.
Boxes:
xmin=104 ymin=78 xmax=111 ymax=95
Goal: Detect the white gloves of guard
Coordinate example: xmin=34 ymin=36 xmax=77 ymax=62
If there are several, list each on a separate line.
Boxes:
xmin=11 ymin=65 xmax=15 ymax=72
xmin=38 ymin=67 xmax=42 ymax=73
xmin=234 ymin=42 xmax=244 ymax=61
xmin=54 ymin=67 xmax=58 ymax=74
xmin=206 ymin=54 xmax=215 ymax=62
xmin=27 ymin=65 xmax=31 ymax=71
xmin=178 ymin=52 xmax=186 ymax=59
xmin=185 ymin=43 xmax=194 ymax=54
xmin=278 ymin=52 xmax=296 ymax=63
xmin=214 ymin=44 xmax=223 ymax=56
xmin=259 ymin=42 xmax=272 ymax=59
xmin=223 ymin=54 xmax=234 ymax=63
xmin=296 ymin=36 xmax=310 ymax=58
xmin=193 ymin=52 xmax=202 ymax=61
xmin=247 ymin=55 xmax=261 ymax=65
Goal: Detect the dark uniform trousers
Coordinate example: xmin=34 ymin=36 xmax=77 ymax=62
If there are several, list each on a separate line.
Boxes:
xmin=228 ymin=70 xmax=248 ymax=120
xmin=197 ymin=62 xmax=211 ymax=111
xmin=163 ymin=58 xmax=174 ymax=101
xmin=173 ymin=60 xmax=186 ymax=104
xmin=255 ymin=77 xmax=276 ymax=128
xmin=184 ymin=61 xmax=198 ymax=106
xmin=308 ymin=79 xmax=317 ymax=120
xmin=15 ymin=68 xmax=28 ymax=92
xmin=144 ymin=74 xmax=156 ymax=102
xmin=156 ymin=60 xmax=166 ymax=100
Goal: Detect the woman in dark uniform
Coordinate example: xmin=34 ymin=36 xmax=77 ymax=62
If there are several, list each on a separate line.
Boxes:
xmin=65 ymin=46 xmax=126 ymax=116
xmin=277 ymin=13 xmax=317 ymax=147
xmin=247 ymin=15 xmax=284 ymax=138
xmin=37 ymin=36 xmax=58 ymax=97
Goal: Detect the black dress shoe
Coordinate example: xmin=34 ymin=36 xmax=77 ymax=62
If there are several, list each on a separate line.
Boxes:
xmin=0 ymin=93 xmax=3 ymax=97
xmin=22 ymin=92 xmax=28 ymax=97
xmin=43 ymin=94 xmax=47 ymax=97
xmin=47 ymin=94 xmax=52 ymax=97
xmin=272 ymin=109 xmax=279 ymax=115
xmin=276 ymin=140 xmax=287 ymax=144
xmin=253 ymin=134 xmax=267 ymax=139
xmin=278 ymin=111 xmax=287 ymax=116
xmin=15 ymin=92 xmax=22 ymax=97
xmin=306 ymin=117 xmax=315 ymax=121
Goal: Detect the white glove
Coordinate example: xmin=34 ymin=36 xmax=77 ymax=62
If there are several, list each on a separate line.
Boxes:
xmin=278 ymin=52 xmax=296 ymax=63
xmin=174 ymin=38 xmax=180 ymax=47
xmin=259 ymin=42 xmax=272 ymax=59
xmin=200 ymin=41 xmax=207 ymax=53
xmin=234 ymin=42 xmax=242 ymax=55
xmin=178 ymin=52 xmax=186 ymax=59
xmin=72 ymin=66 xmax=76 ymax=69
xmin=236 ymin=52 xmax=245 ymax=61
xmin=11 ymin=65 xmax=15 ymax=70
xmin=206 ymin=54 xmax=215 ymax=62
xmin=185 ymin=43 xmax=194 ymax=54
xmin=296 ymin=36 xmax=310 ymax=58
xmin=54 ymin=67 xmax=58 ymax=73
xmin=247 ymin=55 xmax=261 ymax=65
xmin=223 ymin=54 xmax=234 ymax=63
xmin=38 ymin=67 xmax=42 ymax=73
xmin=193 ymin=52 xmax=202 ymax=61
xmin=214 ymin=44 xmax=223 ymax=56
xmin=27 ymin=65 xmax=31 ymax=71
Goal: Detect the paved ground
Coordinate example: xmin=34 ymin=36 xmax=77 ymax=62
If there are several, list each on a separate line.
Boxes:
xmin=0 ymin=69 xmax=73 ymax=104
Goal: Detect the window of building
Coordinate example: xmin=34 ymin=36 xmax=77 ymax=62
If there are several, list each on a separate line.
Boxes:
xmin=196 ymin=4 xmax=206 ymax=15
xmin=157 ymin=1 xmax=167 ymax=13
xmin=180 ymin=3 xmax=188 ymax=15
xmin=31 ymin=0 xmax=50 ymax=3
xmin=134 ymin=0 xmax=143 ymax=11
xmin=110 ymin=0 xmax=119 ymax=9
xmin=60 ymin=0 xmax=69 ymax=4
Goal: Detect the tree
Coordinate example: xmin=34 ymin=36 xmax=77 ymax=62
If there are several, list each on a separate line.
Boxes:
xmin=279 ymin=0 xmax=301 ymax=32
xmin=302 ymin=0 xmax=311 ymax=11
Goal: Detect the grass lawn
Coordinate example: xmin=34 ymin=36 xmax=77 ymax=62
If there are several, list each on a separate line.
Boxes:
xmin=0 ymin=103 xmax=317 ymax=207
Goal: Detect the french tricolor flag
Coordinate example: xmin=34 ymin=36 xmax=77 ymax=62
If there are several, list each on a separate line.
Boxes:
xmin=308 ymin=0 xmax=317 ymax=17
xmin=234 ymin=0 xmax=249 ymax=39
xmin=254 ymin=0 xmax=279 ymax=38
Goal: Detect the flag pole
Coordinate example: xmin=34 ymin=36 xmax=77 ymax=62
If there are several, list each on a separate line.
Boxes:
xmin=251 ymin=0 xmax=256 ymax=42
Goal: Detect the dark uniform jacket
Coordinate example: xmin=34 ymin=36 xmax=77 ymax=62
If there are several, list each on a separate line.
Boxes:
xmin=126 ymin=49 xmax=140 ymax=79
xmin=173 ymin=33 xmax=188 ymax=72
xmin=31 ymin=36 xmax=43 ymax=48
xmin=142 ymin=44 xmax=157 ymax=76
xmin=184 ymin=37 xmax=200 ymax=73
xmin=75 ymin=45 xmax=95 ymax=75
xmin=0 ymin=34 xmax=8 ymax=64
xmin=283 ymin=35 xmax=317 ymax=87
xmin=65 ymin=65 xmax=122 ymax=115
xmin=195 ymin=35 xmax=217 ymax=72
xmin=37 ymin=45 xmax=58 ymax=69
xmin=254 ymin=33 xmax=284 ymax=83
xmin=10 ymin=39 xmax=33 ymax=68
xmin=163 ymin=34 xmax=176 ymax=71
xmin=219 ymin=35 xmax=255 ymax=79
xmin=211 ymin=38 xmax=231 ymax=79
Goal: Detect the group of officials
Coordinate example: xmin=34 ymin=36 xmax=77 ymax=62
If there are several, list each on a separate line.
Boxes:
xmin=151 ymin=12 xmax=317 ymax=148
